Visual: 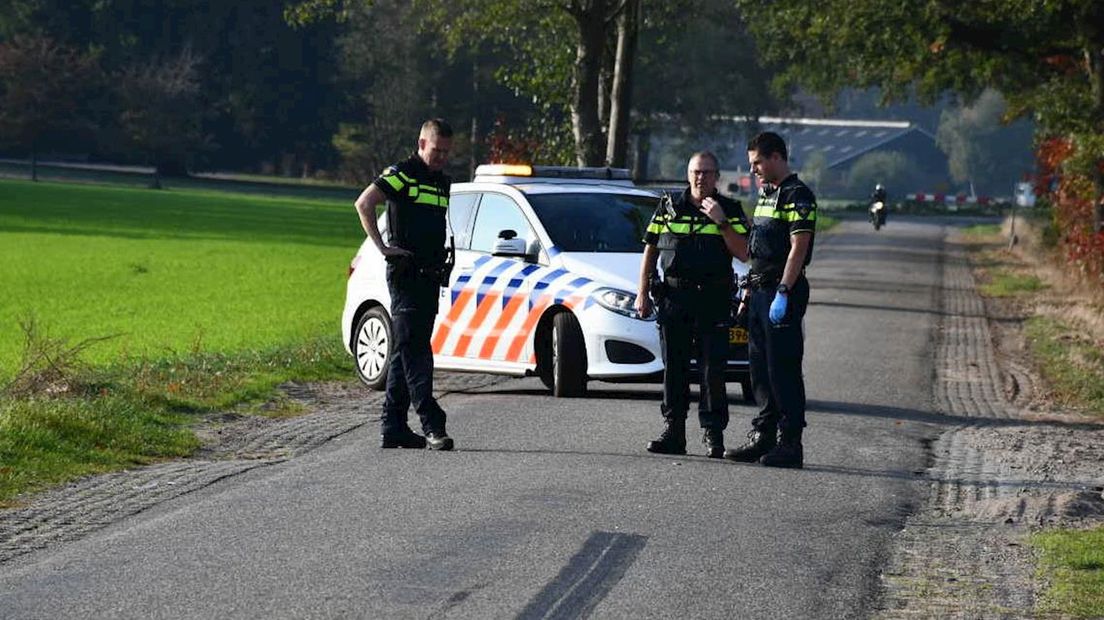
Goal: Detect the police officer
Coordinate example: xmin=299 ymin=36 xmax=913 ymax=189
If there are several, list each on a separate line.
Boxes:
xmin=354 ymin=119 xmax=455 ymax=451
xmin=725 ymin=132 xmax=816 ymax=468
xmin=635 ymin=152 xmax=749 ymax=458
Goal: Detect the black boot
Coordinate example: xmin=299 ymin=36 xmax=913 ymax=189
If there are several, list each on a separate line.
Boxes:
xmin=426 ymin=431 xmax=454 ymax=451
xmin=723 ymin=428 xmax=776 ymax=462
xmin=703 ymin=429 xmax=725 ymax=459
xmin=759 ymin=429 xmax=803 ymax=469
xmin=380 ymin=426 xmax=427 ymax=449
xmin=646 ymin=418 xmax=686 ymax=455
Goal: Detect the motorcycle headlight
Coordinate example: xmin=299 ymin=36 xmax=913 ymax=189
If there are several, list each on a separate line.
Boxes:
xmin=594 ymin=288 xmax=654 ymax=321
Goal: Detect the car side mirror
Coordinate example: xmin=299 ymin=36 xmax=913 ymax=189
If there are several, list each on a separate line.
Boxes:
xmin=493 ymin=229 xmax=529 ymax=258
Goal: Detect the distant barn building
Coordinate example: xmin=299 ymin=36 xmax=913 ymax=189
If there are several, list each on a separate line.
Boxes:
xmin=634 ymin=116 xmax=951 ymax=199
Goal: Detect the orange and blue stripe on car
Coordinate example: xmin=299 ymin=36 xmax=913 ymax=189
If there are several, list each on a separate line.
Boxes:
xmin=432 ymin=255 xmax=492 ymax=353
xmin=433 ymin=256 xmax=602 ymax=362
xmin=477 ymin=264 xmax=541 ymax=358
xmin=453 ymin=260 xmax=515 ymax=356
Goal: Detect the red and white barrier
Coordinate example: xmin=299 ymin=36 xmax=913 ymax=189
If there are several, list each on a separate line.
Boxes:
xmin=906 ymin=193 xmax=992 ymax=206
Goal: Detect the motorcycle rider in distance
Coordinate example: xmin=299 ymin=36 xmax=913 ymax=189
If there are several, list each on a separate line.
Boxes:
xmin=870 ymin=183 xmax=888 ymax=229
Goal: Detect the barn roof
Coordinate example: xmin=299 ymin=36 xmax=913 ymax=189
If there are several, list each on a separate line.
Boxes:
xmin=728 ymin=116 xmax=937 ymax=169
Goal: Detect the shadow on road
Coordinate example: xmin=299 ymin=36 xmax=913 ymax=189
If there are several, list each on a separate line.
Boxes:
xmin=456 ymin=383 xmax=757 ymax=407
xmin=808 ymin=398 xmax=1104 ymax=431
xmin=807 ymin=299 xmax=954 ymax=317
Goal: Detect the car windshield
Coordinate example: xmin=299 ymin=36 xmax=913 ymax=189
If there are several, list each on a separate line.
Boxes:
xmin=526 ymin=192 xmax=660 ymax=253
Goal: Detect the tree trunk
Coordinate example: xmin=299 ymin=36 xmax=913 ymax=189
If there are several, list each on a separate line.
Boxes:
xmin=606 ymin=0 xmax=639 ymax=168
xmin=570 ymin=3 xmax=609 ymax=167
xmin=598 ymin=42 xmax=613 ymax=138
xmin=30 ymin=143 xmax=38 ymax=182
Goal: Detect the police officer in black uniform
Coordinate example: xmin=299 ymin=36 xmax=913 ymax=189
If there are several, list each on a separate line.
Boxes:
xmin=354 ymin=119 xmax=455 ymax=451
xmin=725 ymin=132 xmax=816 ymax=468
xmin=636 ymin=151 xmax=749 ymax=458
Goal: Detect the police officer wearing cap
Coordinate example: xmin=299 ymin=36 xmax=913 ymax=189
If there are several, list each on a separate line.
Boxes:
xmin=725 ymin=131 xmax=816 ymax=468
xmin=635 ymin=151 xmax=749 ymax=458
xmin=354 ymin=118 xmax=455 ymax=451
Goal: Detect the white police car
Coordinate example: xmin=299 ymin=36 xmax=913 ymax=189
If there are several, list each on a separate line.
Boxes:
xmin=341 ymin=165 xmax=751 ymax=398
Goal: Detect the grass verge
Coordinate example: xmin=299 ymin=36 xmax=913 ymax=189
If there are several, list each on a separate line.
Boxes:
xmin=1031 ymin=526 xmax=1104 ymax=618
xmin=978 ymin=269 xmax=1046 ymax=297
xmin=1024 ymin=316 xmax=1104 ymax=416
xmin=0 ymin=336 xmax=351 ymax=506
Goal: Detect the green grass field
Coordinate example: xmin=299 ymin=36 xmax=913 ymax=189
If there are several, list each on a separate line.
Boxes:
xmin=0 ymin=179 xmax=363 ymax=377
xmin=0 ymin=179 xmax=367 ymax=503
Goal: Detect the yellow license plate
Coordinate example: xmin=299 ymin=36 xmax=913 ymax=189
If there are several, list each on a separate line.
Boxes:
xmin=729 ymin=327 xmax=748 ymax=344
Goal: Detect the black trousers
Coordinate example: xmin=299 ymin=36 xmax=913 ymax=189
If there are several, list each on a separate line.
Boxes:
xmin=382 ymin=266 xmax=447 ymax=435
xmin=657 ymin=286 xmax=730 ymax=431
xmin=747 ymin=276 xmax=809 ymax=436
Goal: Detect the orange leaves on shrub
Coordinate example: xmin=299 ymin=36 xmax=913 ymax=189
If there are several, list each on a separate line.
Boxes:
xmin=1035 ymin=137 xmax=1104 ymax=285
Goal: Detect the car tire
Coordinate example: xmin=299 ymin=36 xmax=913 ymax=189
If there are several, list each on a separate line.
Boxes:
xmin=552 ymin=311 xmax=587 ymax=398
xmin=353 ymin=306 xmax=391 ymax=390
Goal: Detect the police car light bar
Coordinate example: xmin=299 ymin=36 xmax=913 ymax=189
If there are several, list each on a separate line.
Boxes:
xmin=476 ymin=164 xmax=534 ymax=177
xmin=474 ymin=164 xmax=632 ymax=181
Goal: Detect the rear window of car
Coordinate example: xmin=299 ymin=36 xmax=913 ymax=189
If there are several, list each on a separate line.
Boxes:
xmin=526 ymin=192 xmax=659 ymax=253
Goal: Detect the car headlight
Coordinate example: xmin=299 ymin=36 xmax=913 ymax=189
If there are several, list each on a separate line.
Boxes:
xmin=594 ymin=288 xmax=654 ymax=321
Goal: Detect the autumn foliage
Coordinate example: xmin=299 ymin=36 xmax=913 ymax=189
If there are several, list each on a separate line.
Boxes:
xmin=1035 ymin=137 xmax=1104 ymax=285
xmin=484 ymin=115 xmax=541 ymax=165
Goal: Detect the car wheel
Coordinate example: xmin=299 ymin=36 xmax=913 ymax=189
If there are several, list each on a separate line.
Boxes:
xmin=353 ymin=306 xmax=391 ymax=390
xmin=536 ymin=322 xmax=554 ymax=391
xmin=552 ymin=311 xmax=587 ymax=398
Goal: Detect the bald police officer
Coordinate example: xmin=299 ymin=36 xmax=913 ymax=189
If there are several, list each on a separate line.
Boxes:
xmin=354 ymin=119 xmax=455 ymax=451
xmin=636 ymin=152 xmax=749 ymax=458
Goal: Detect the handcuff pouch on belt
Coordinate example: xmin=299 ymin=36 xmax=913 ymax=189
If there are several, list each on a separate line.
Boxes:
xmin=387 ymin=236 xmax=455 ymax=287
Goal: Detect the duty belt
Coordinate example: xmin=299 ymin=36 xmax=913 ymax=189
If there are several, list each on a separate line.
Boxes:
xmin=746 ymin=272 xmax=782 ymax=290
xmin=747 ymin=269 xmax=806 ymax=290
xmin=664 ymin=276 xmax=732 ymax=291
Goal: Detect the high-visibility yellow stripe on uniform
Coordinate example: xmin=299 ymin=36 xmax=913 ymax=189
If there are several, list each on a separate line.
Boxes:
xmin=413 ymin=193 xmax=448 ymax=208
xmin=753 ymin=205 xmax=816 ymax=222
xmin=382 ymin=174 xmax=404 ymax=191
xmin=665 ymin=222 xmax=725 ymax=235
xmin=782 ymin=202 xmax=815 ymax=221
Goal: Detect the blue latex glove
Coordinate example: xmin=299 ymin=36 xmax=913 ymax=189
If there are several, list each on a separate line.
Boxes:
xmin=769 ymin=292 xmax=788 ymax=325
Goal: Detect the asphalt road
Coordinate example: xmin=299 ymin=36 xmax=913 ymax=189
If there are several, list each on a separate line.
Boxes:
xmin=1 ymin=216 xmax=953 ymax=619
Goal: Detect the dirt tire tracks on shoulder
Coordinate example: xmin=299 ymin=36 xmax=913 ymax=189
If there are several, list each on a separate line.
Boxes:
xmin=876 ymin=228 xmax=1104 ymax=619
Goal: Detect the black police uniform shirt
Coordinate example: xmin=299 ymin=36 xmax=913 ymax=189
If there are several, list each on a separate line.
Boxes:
xmin=643 ymin=187 xmax=749 ymax=281
xmin=748 ymin=173 xmax=816 ymax=275
xmin=372 ymin=153 xmax=451 ymax=265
